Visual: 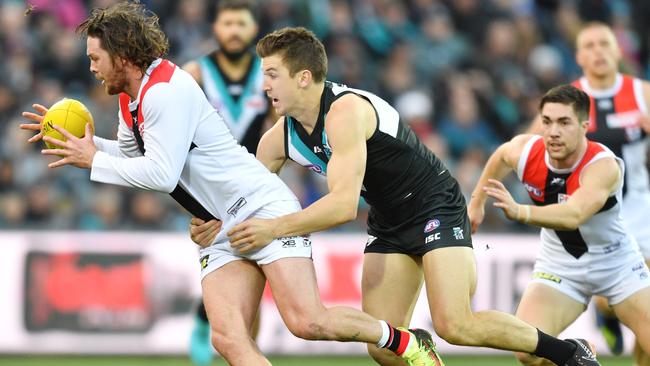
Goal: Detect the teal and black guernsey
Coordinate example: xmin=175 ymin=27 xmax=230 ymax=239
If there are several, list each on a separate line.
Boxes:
xmin=198 ymin=51 xmax=267 ymax=154
xmin=284 ymin=81 xmax=455 ymax=230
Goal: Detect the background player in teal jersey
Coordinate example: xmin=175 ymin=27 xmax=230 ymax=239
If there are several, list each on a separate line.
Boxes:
xmin=182 ymin=1 xmax=269 ymax=364
xmin=183 ymin=0 xmax=269 ymax=156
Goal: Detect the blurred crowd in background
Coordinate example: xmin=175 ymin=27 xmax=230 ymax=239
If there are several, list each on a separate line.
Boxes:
xmin=1 ymin=0 xmax=650 ymax=232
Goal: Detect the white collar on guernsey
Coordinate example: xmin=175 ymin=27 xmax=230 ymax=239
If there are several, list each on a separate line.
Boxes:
xmin=578 ymin=73 xmax=623 ymax=99
xmin=544 ymin=144 xmax=587 ymax=174
xmin=128 ymin=58 xmax=163 ymax=111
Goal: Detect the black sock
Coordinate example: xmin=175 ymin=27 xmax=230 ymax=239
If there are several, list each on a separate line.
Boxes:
xmin=533 ymin=329 xmax=577 ymax=365
xmin=196 ymin=300 xmax=209 ymax=323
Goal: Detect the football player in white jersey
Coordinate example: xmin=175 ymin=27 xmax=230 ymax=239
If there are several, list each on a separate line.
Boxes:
xmin=19 ymin=3 xmax=447 ymax=366
xmin=530 ymin=23 xmax=650 ymax=362
xmin=470 ymin=84 xmax=650 ymax=365
xmin=182 ymin=1 xmax=268 ymax=363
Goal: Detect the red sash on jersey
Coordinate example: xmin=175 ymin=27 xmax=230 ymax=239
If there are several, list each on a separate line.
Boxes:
xmin=115 ymin=60 xmax=216 ymax=222
xmin=522 ymin=138 xmax=606 ymax=203
xmin=118 ymin=59 xmax=176 ymax=142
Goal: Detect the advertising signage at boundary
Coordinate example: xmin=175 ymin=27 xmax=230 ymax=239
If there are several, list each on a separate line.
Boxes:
xmin=0 ymin=232 xmax=634 ymax=355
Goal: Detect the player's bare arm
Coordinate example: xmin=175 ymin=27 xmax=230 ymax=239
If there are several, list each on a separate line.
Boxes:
xmin=485 ymin=157 xmax=621 ymax=230
xmin=468 ymin=134 xmax=533 ymax=233
xmin=227 ymin=94 xmax=372 ymax=253
xmin=181 ymin=60 xmax=202 ymax=85
xmin=256 ymin=116 xmax=287 ymax=174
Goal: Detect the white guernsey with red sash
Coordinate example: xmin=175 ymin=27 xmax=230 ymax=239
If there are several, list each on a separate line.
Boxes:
xmin=117 ymin=60 xmax=214 ymax=221
xmin=90 ymin=58 xmax=297 ymax=245
xmin=517 ymin=135 xmax=627 ymax=258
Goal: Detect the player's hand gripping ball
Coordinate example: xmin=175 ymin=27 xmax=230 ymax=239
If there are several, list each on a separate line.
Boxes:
xmin=41 ymin=99 xmax=94 ymax=149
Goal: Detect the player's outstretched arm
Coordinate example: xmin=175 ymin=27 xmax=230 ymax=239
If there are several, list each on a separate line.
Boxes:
xmin=487 ymin=157 xmax=621 ymax=231
xmin=228 ymin=95 xmax=369 ymax=253
xmin=468 ymin=134 xmax=532 ymax=233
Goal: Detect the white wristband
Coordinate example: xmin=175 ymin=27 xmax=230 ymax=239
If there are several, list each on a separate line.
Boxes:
xmin=522 ymin=205 xmax=531 ymax=224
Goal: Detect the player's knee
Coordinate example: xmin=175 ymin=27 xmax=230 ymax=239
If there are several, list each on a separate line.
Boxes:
xmin=432 ymin=316 xmax=471 ymax=345
xmin=284 ymin=315 xmax=328 ymax=341
xmin=210 ymin=328 xmax=248 ymax=355
xmin=515 ymin=351 xmax=548 ymax=366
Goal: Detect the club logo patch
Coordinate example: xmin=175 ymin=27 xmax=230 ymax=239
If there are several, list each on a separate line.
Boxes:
xmin=424 ymin=219 xmax=440 ymax=233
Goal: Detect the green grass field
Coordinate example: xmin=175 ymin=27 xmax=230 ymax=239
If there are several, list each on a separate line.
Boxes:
xmin=0 ymin=355 xmax=633 ymax=366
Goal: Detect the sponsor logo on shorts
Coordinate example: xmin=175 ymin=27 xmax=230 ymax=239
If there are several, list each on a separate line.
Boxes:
xmin=532 ymin=271 xmax=562 ymax=283
xmin=302 ymin=237 xmax=312 ymax=247
xmin=425 ymin=233 xmax=440 ymax=244
xmin=523 ymin=182 xmax=542 ymax=197
xmin=200 ymin=255 xmax=209 ymax=270
xmin=227 ymin=197 xmax=247 ymax=217
xmin=452 ymin=227 xmax=464 ymax=240
xmin=366 ymin=235 xmax=377 ymax=247
xmin=424 ymin=219 xmax=440 ymax=233
xmin=279 ymin=236 xmax=301 ymax=248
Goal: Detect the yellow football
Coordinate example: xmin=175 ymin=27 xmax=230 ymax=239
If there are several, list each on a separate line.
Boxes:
xmin=41 ymin=98 xmax=94 ymax=149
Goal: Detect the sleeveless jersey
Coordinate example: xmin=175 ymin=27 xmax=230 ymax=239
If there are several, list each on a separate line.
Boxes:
xmin=198 ymin=51 xmax=267 ymax=154
xmin=103 ymin=59 xmax=296 ymax=243
xmin=517 ymin=135 xmax=628 ymax=259
xmin=283 ymin=81 xmax=448 ymax=219
xmin=573 ymin=74 xmax=649 ymax=195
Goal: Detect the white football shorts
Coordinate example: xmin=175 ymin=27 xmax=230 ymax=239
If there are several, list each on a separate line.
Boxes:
xmin=531 ymin=235 xmax=650 ymax=305
xmin=199 ymin=199 xmax=312 ymax=280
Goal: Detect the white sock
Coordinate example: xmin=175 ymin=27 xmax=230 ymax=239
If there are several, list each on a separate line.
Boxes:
xmin=376 ymin=320 xmax=391 ymax=348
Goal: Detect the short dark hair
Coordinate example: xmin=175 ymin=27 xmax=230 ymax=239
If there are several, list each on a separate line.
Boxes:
xmin=76 ymin=1 xmax=169 ymax=73
xmin=256 ymin=27 xmax=328 ymax=82
xmin=216 ymin=0 xmax=257 ymax=19
xmin=539 ymin=84 xmax=590 ymax=122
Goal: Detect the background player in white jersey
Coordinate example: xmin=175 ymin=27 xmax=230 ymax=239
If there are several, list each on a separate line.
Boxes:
xmin=531 ymin=22 xmax=650 ymax=361
xmin=19 ymin=3 xmax=447 ymax=366
xmin=192 ymin=27 xmax=602 ymax=366
xmin=470 ymin=84 xmax=650 ymax=365
xmin=182 ymin=1 xmax=268 ymax=363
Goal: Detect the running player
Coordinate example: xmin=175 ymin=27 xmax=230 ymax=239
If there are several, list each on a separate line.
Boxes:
xmin=531 ymin=22 xmax=650 ymax=361
xmin=470 ymin=84 xmax=650 ymax=365
xmin=19 ymin=3 xmax=445 ymax=366
xmin=182 ymin=1 xmax=267 ymax=363
xmin=192 ymin=27 xmax=602 ymax=366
